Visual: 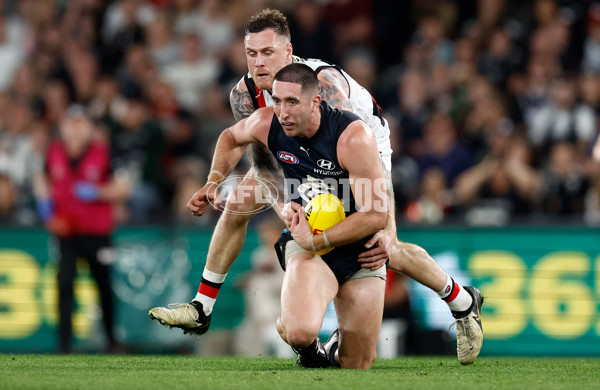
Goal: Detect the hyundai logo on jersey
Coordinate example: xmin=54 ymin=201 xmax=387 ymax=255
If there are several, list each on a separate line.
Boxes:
xmin=317 ymin=159 xmax=335 ymax=170
xmin=277 ymin=151 xmax=299 ymax=164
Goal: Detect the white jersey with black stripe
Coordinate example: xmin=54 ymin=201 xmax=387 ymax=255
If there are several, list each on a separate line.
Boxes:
xmin=249 ymin=56 xmax=393 ymax=171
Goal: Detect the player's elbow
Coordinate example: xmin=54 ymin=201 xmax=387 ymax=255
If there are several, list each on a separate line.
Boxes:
xmin=373 ymin=210 xmax=387 ymax=231
xmin=363 ymin=210 xmax=386 ymax=236
xmin=358 ymin=194 xmax=388 ymax=233
xmin=220 ymin=128 xmax=235 ymax=146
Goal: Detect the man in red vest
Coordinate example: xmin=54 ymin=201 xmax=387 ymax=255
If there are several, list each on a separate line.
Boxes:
xmin=34 ymin=105 xmax=130 ymax=353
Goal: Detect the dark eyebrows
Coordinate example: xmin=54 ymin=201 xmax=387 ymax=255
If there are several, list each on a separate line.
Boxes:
xmin=271 ymin=95 xmax=299 ymax=103
xmin=245 ymin=46 xmax=275 ymax=53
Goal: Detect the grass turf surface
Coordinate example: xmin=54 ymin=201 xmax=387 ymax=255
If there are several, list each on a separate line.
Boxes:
xmin=2 ymin=355 xmax=599 ymax=390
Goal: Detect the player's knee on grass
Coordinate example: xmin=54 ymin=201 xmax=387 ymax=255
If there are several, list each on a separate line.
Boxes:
xmin=280 ymin=323 xmax=319 ymax=349
xmin=278 ymin=298 xmax=325 ymax=348
xmin=283 ymin=326 xmax=320 ymax=350
xmin=339 ymin=348 xmax=376 ymax=369
xmin=337 ymin=328 xmax=377 ymax=369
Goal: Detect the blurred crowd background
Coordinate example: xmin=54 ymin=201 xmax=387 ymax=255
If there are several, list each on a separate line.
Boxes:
xmin=2 ymin=0 xmax=600 ymax=228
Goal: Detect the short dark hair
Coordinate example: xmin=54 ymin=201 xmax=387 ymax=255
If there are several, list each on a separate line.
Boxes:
xmin=274 ymin=63 xmax=319 ymax=96
xmin=244 ymin=9 xmax=291 ymax=40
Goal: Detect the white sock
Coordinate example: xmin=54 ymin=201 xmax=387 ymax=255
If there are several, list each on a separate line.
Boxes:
xmin=437 ymin=275 xmax=473 ymax=313
xmin=193 ymin=268 xmax=227 ymax=315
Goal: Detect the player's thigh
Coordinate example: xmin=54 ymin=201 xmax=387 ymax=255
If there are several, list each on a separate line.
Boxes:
xmin=334 ymin=276 xmax=385 ymax=367
xmin=280 ymin=251 xmax=338 ymax=333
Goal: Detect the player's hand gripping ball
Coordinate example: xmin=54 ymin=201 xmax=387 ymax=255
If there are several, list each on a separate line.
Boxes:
xmin=305 ymin=193 xmax=345 ymax=255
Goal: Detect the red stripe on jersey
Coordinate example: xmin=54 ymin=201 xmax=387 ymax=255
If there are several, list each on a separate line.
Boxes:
xmin=256 ymin=86 xmax=267 ymax=108
xmin=198 ymin=283 xmax=220 ymax=299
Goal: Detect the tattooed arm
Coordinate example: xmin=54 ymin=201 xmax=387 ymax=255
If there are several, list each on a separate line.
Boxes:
xmin=317 ymin=67 xmax=360 ymax=114
xmin=229 ymin=77 xmax=280 ymax=173
xmin=229 ymin=78 xmax=256 ymax=122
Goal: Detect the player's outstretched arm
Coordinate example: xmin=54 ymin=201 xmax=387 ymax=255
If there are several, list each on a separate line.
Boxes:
xmin=187 ymin=108 xmax=274 ymax=216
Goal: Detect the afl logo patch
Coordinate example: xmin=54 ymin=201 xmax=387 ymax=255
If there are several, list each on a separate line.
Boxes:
xmin=277 ymin=151 xmax=299 ymax=164
xmin=317 ymin=159 xmax=335 ymax=170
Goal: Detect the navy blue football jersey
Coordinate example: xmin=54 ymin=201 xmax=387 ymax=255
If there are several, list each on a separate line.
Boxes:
xmin=267 ymin=101 xmax=374 ymax=281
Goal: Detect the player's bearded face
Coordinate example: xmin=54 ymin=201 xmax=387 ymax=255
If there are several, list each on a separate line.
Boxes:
xmin=245 ymin=29 xmax=292 ymax=91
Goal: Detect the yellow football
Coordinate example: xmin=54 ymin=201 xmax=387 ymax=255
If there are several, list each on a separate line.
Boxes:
xmin=305 ymin=193 xmax=346 ymax=255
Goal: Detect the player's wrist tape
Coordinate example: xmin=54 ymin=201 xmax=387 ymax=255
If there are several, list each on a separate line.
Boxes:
xmin=310 ymin=232 xmax=330 ymax=252
xmin=322 ymin=231 xmax=330 ymax=248
xmin=207 ymin=169 xmax=226 ymax=182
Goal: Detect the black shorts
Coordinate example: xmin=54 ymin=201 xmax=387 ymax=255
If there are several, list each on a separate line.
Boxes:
xmin=274 ymin=229 xmax=381 ymax=285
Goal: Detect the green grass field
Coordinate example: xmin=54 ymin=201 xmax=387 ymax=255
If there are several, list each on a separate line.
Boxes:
xmin=2 ymin=355 xmax=598 ymax=390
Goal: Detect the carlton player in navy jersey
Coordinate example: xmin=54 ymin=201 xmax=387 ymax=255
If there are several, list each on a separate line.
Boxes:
xmin=192 ymin=64 xmax=387 ymax=368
